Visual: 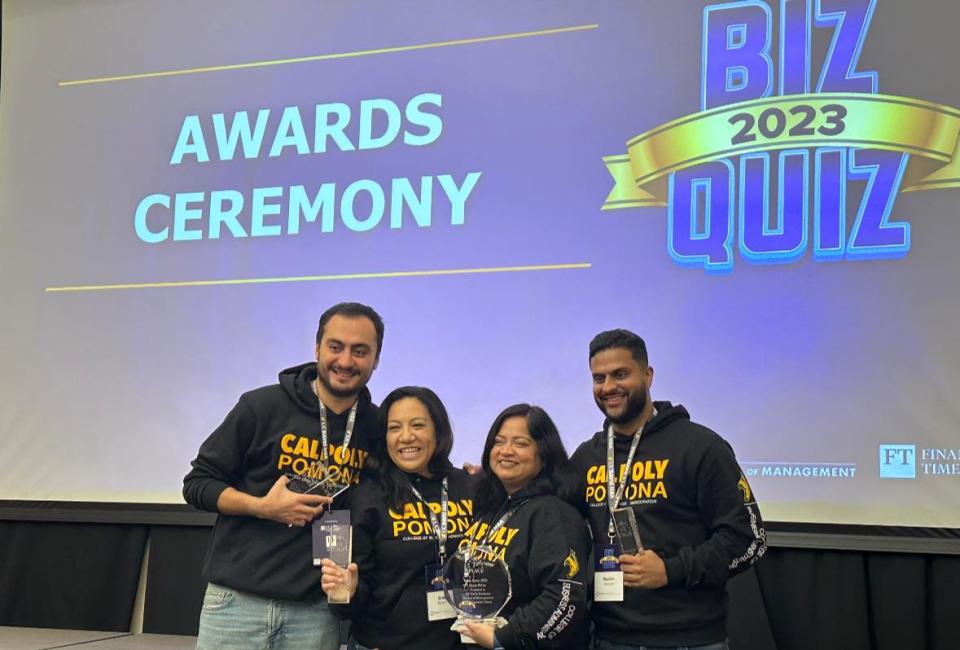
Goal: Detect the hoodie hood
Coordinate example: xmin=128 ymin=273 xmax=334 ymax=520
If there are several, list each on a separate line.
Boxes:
xmin=278 ymin=361 xmax=373 ymax=415
xmin=602 ymin=400 xmax=691 ymax=442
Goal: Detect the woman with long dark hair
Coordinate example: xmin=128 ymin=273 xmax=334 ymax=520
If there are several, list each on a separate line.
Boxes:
xmin=461 ymin=404 xmax=590 ymax=649
xmin=321 ymin=386 xmax=473 ymax=650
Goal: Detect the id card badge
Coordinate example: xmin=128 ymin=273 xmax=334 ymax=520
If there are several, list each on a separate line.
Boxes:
xmin=425 ymin=564 xmax=456 ymax=621
xmin=594 ymin=543 xmax=624 ymax=602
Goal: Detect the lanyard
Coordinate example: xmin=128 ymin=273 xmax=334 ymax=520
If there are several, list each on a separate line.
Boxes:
xmin=410 ymin=476 xmax=449 ymax=566
xmin=315 ymin=378 xmax=357 ymax=465
xmin=605 ymin=407 xmax=656 ymax=541
xmin=478 ymin=497 xmax=527 ymax=549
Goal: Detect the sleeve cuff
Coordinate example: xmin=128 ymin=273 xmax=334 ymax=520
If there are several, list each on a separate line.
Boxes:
xmin=664 ymin=554 xmax=686 ymax=586
xmin=495 ymin=623 xmax=517 ymax=649
xmin=200 ymin=481 xmax=230 ymax=512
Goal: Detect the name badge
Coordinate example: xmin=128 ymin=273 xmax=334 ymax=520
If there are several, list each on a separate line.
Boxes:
xmin=594 ymin=543 xmax=624 ymax=602
xmin=425 ymin=564 xmax=456 ymax=621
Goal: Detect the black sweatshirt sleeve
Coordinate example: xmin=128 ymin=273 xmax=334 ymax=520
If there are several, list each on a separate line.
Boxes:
xmin=182 ymin=397 xmax=257 ymax=512
xmin=569 ymin=445 xmax=592 ymax=520
xmin=662 ymin=439 xmax=766 ymax=588
xmin=496 ymin=504 xmax=591 ymax=650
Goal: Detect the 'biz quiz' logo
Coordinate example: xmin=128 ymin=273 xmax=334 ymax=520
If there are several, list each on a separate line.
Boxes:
xmin=603 ymin=0 xmax=960 ymax=272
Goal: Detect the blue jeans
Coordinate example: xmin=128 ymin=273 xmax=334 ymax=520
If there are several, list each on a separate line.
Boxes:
xmin=593 ymin=641 xmax=729 ymax=650
xmin=196 ymin=583 xmax=340 ymax=650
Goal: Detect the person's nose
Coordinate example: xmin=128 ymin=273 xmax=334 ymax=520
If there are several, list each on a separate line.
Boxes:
xmin=335 ymin=349 xmax=354 ymax=369
xmin=601 ymin=376 xmax=617 ymax=394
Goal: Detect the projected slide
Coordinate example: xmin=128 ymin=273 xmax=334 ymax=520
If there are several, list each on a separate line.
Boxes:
xmin=1 ymin=0 xmax=958 ymax=528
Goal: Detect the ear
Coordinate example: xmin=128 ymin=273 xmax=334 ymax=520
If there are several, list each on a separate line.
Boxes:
xmin=372 ymin=355 xmax=380 ymax=371
xmin=646 ymin=366 xmax=655 ymax=388
xmin=315 ymin=343 xmax=322 ymax=361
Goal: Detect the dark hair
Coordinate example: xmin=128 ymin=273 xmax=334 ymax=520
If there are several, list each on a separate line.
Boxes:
xmin=316 ymin=302 xmax=385 ymax=360
xmin=589 ymin=329 xmax=648 ymax=366
xmin=474 ymin=404 xmax=575 ymax=513
xmin=369 ymin=386 xmax=455 ymax=509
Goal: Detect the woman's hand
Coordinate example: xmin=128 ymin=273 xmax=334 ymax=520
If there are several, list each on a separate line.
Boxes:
xmin=462 ymin=622 xmax=496 ymax=649
xmin=319 ymin=559 xmax=358 ymax=599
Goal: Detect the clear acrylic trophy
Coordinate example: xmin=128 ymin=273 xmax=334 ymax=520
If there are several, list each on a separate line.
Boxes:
xmin=312 ymin=510 xmax=353 ymax=603
xmin=442 ymin=543 xmax=512 ymax=643
xmin=287 ymin=462 xmax=352 ymax=499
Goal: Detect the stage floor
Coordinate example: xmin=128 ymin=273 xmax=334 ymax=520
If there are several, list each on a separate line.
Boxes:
xmin=0 ymin=627 xmax=196 ymax=649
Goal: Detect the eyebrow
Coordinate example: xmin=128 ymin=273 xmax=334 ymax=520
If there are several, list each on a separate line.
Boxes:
xmin=389 ymin=417 xmax=429 ymax=424
xmin=327 ymin=338 xmax=370 ymax=350
xmin=595 ymin=366 xmax=630 ymax=375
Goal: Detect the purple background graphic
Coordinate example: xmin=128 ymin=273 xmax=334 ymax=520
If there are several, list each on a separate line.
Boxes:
xmin=1 ymin=1 xmax=958 ymax=527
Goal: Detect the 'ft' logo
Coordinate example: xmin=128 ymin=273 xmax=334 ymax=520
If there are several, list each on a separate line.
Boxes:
xmin=878 ymin=444 xmax=916 ymax=479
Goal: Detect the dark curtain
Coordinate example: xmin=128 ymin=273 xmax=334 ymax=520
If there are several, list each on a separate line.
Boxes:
xmin=142 ymin=525 xmax=210 ymax=635
xmin=0 ymin=521 xmax=147 ymax=631
xmin=725 ymin=548 xmax=960 ymax=650
xmin=2 ymin=519 xmax=960 ymax=648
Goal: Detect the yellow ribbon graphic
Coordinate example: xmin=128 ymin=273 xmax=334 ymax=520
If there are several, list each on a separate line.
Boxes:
xmin=602 ymin=92 xmax=960 ymax=210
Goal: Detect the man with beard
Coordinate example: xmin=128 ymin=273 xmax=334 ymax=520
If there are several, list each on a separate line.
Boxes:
xmin=183 ymin=302 xmax=384 ymax=650
xmin=570 ymin=329 xmax=765 ymax=650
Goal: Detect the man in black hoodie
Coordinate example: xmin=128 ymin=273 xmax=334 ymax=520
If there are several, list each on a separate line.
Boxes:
xmin=570 ymin=329 xmax=766 ymax=650
xmin=183 ymin=302 xmax=384 ymax=650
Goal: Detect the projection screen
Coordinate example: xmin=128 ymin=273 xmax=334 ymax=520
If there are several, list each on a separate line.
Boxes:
xmin=1 ymin=0 xmax=959 ymax=530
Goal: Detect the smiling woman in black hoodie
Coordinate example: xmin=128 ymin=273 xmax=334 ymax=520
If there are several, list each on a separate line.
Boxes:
xmin=462 ymin=404 xmax=591 ymax=650
xmin=321 ymin=386 xmax=473 ymax=650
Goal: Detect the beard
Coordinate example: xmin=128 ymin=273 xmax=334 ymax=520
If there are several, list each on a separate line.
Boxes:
xmin=316 ymin=364 xmax=364 ymax=398
xmin=598 ymin=387 xmax=648 ymax=425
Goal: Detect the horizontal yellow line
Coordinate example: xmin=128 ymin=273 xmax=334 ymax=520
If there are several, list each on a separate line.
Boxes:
xmin=59 ymin=24 xmax=599 ymax=87
xmin=44 ymin=262 xmax=592 ymax=293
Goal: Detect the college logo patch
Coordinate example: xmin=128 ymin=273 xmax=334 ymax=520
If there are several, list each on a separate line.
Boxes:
xmin=738 ymin=472 xmax=754 ymax=502
xmin=563 ymin=549 xmax=580 ymax=579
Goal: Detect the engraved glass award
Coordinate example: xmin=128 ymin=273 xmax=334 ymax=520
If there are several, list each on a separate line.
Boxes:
xmin=312 ymin=510 xmax=353 ymax=603
xmin=287 ymin=462 xmax=352 ymax=499
xmin=442 ymin=544 xmax=512 ymax=642
xmin=611 ymin=506 xmax=643 ymax=554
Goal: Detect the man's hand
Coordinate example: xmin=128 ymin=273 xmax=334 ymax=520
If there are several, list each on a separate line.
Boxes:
xmin=462 ymin=462 xmax=482 ymax=476
xmin=462 ymin=622 xmax=496 ymax=649
xmin=320 ymin=559 xmax=358 ymax=599
xmin=256 ymin=476 xmax=332 ymax=526
xmin=619 ymin=550 xmax=668 ymax=589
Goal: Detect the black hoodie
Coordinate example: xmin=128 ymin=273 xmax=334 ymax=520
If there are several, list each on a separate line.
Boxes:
xmin=333 ymin=468 xmax=474 ymax=650
xmin=570 ymin=401 xmax=766 ymax=647
xmin=467 ymin=479 xmax=591 ymax=650
xmin=182 ymin=362 xmax=379 ymax=602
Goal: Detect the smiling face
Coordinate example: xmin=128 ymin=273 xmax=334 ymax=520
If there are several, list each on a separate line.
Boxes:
xmin=315 ymin=314 xmax=379 ymax=402
xmin=590 ymin=347 xmax=654 ymax=432
xmin=490 ymin=415 xmax=543 ymax=494
xmin=386 ymin=397 xmax=438 ymax=477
